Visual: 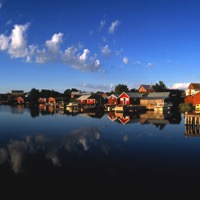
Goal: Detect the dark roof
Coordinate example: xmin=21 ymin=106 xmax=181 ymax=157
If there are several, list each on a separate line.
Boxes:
xmin=143 ymin=92 xmax=170 ymax=99
xmin=189 ymin=83 xmax=200 ymax=89
xmin=124 ymin=92 xmax=144 ymax=98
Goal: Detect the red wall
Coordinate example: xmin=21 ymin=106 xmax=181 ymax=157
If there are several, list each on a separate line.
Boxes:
xmin=119 ymin=93 xmax=130 ymax=105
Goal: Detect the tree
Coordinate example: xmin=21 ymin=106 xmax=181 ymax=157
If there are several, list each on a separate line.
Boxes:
xmin=153 ymin=81 xmax=167 ymax=92
xmin=114 ymin=84 xmax=129 ymax=94
xmin=64 ymin=89 xmax=71 ymax=98
xmin=28 ymin=88 xmax=40 ymax=103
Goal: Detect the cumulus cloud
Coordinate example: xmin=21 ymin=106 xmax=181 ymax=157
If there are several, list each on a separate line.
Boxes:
xmin=101 ymin=45 xmax=111 ymax=57
xmin=8 ymin=24 xmax=29 ymax=58
xmin=0 ymin=23 xmax=102 ymax=72
xmin=61 ymin=47 xmax=101 ymax=72
xmin=45 ymin=33 xmax=63 ymax=53
xmin=0 ymin=34 xmax=9 ymax=50
xmin=123 ymin=56 xmax=128 ymax=64
xmin=79 ymin=49 xmax=90 ymax=61
xmin=108 ymin=20 xmax=120 ymax=34
xmin=170 ymin=83 xmax=190 ymax=90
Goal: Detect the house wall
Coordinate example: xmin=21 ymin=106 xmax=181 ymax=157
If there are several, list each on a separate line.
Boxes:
xmin=17 ymin=97 xmax=24 ymax=104
xmin=108 ymin=96 xmax=118 ymax=104
xmin=119 ymin=93 xmax=130 ymax=105
xmin=87 ymin=99 xmax=96 ymax=104
xmin=184 ymin=96 xmax=193 ymax=104
xmin=139 ymin=86 xmax=146 ymax=93
xmin=193 ymin=92 xmax=200 ymax=105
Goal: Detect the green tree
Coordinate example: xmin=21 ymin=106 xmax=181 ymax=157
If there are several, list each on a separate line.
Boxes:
xmin=153 ymin=81 xmax=167 ymax=92
xmin=114 ymin=84 xmax=129 ymax=94
xmin=28 ymin=88 xmax=40 ymax=103
xmin=64 ymin=89 xmax=71 ymax=98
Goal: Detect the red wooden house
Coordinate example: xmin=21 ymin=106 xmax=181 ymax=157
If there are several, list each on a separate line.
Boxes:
xmin=118 ymin=92 xmax=143 ymax=105
xmin=107 ymin=94 xmax=120 ymax=105
xmin=17 ymin=96 xmax=24 ymax=104
xmin=48 ymin=97 xmax=56 ymax=106
xmin=77 ymin=94 xmax=105 ymax=105
xmin=185 ymin=92 xmax=200 ymax=106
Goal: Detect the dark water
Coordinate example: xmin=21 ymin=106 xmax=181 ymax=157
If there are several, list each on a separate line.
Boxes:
xmin=0 ymin=105 xmax=200 ymax=196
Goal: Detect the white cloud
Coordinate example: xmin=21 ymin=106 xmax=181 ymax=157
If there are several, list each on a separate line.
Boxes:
xmin=123 ymin=56 xmax=128 ymax=64
xmin=170 ymin=83 xmax=190 ymax=90
xmin=108 ymin=20 xmax=120 ymax=34
xmin=101 ymin=45 xmax=111 ymax=57
xmin=8 ymin=24 xmax=29 ymax=58
xmin=79 ymin=49 xmax=90 ymax=61
xmin=0 ymin=34 xmax=9 ymax=50
xmin=45 ymin=33 xmax=63 ymax=54
xmin=61 ymin=47 xmax=101 ymax=72
xmin=0 ymin=23 xmax=102 ymax=72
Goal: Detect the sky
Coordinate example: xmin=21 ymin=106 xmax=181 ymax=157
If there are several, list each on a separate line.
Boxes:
xmin=0 ymin=0 xmax=200 ymax=93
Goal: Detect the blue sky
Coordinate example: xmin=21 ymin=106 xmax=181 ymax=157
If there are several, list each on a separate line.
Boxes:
xmin=0 ymin=0 xmax=200 ymax=93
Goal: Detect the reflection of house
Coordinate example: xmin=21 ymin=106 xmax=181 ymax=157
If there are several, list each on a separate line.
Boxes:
xmin=138 ymin=84 xmax=155 ymax=93
xmin=140 ymin=111 xmax=171 ymax=126
xmin=107 ymin=111 xmax=118 ymax=121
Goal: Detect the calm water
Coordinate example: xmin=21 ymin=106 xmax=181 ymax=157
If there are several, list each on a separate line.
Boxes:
xmin=1 ymin=105 xmax=200 ymax=195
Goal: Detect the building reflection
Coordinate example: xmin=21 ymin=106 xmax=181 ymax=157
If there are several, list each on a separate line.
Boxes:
xmin=107 ymin=110 xmax=181 ymax=128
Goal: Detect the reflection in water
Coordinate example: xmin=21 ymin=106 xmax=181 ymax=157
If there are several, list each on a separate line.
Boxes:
xmin=2 ymin=105 xmax=200 ymax=194
xmin=0 ymin=126 xmax=101 ymax=174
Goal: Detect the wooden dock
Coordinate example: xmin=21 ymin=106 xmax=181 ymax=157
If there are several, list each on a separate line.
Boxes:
xmin=184 ymin=112 xmax=200 ymax=136
xmin=113 ymin=104 xmax=146 ymax=113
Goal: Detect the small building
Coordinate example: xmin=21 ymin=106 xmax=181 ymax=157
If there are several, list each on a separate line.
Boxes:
xmin=185 ymin=92 xmax=200 ymax=107
xmin=138 ymin=85 xmax=155 ymax=93
xmin=107 ymin=94 xmax=120 ymax=105
xmin=70 ymin=91 xmax=91 ymax=99
xmin=140 ymin=92 xmax=171 ymax=110
xmin=17 ymin=96 xmax=24 ymax=104
xmin=185 ymin=83 xmax=200 ymax=96
xmin=38 ymin=98 xmax=47 ymax=104
xmin=48 ymin=97 xmax=56 ymax=106
xmin=11 ymin=90 xmax=24 ymax=97
xmin=118 ymin=92 xmax=144 ymax=105
xmin=77 ymin=94 xmax=105 ymax=106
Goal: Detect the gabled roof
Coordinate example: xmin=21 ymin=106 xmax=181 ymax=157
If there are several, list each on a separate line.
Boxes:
xmin=189 ymin=83 xmax=200 ymax=90
xmin=108 ymin=94 xmax=120 ymax=99
xmin=139 ymin=84 xmax=153 ymax=90
xmin=76 ymin=94 xmax=91 ymax=100
xmin=76 ymin=94 xmax=103 ymax=100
